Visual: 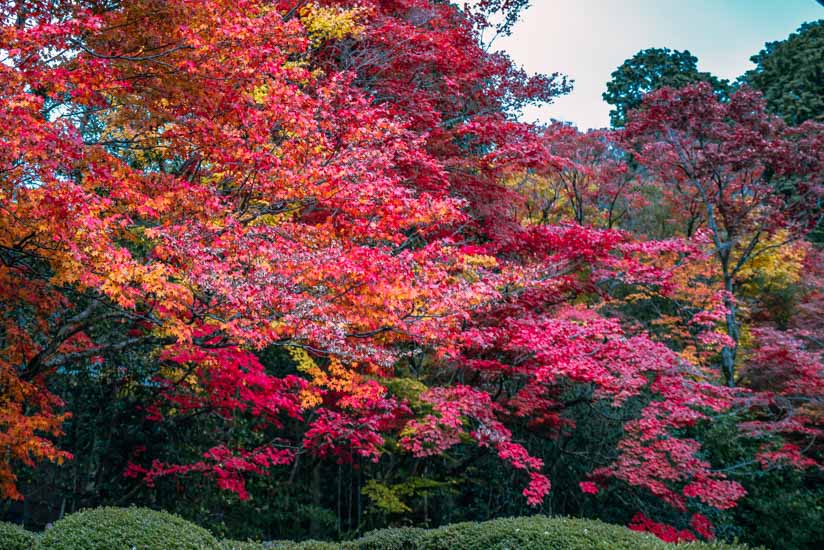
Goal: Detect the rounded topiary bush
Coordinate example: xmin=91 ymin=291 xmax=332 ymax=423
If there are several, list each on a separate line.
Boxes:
xmin=39 ymin=507 xmax=220 ymax=550
xmin=0 ymin=521 xmax=36 ymax=550
xmin=419 ymin=516 xmax=670 ymax=550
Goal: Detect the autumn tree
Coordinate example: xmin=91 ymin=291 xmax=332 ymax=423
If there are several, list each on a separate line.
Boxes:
xmin=621 ymin=83 xmax=823 ymax=386
xmin=506 ymin=124 xmax=642 ymax=228
xmin=0 ymin=0 xmax=567 ymax=505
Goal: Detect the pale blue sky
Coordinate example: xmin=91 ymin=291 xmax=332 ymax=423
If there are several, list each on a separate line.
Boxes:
xmin=493 ymin=0 xmax=823 ymax=130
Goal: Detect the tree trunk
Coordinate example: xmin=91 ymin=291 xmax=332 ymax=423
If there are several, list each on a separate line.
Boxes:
xmin=721 ymin=275 xmax=739 ymax=387
xmin=310 ymin=463 xmax=322 ymax=537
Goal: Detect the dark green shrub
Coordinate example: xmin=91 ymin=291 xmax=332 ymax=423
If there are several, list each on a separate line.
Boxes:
xmin=220 ymin=540 xmax=336 ymax=550
xmin=39 ymin=507 xmax=220 ymax=550
xmin=266 ymin=542 xmax=336 ymax=549
xmin=341 ymin=526 xmax=426 ymax=549
xmin=220 ymin=540 xmax=264 ymax=550
xmin=0 ymin=522 xmax=36 ymax=550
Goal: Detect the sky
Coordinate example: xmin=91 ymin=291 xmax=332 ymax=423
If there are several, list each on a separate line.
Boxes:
xmin=493 ymin=0 xmax=823 ymax=130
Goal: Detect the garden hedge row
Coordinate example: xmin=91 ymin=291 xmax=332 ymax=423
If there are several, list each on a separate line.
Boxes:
xmin=219 ymin=516 xmax=756 ymax=550
xmin=3 ymin=508 xmax=753 ymax=549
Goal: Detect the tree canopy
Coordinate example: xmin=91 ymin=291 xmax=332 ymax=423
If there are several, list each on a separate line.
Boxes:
xmin=603 ymin=48 xmax=729 ymax=128
xmin=742 ymin=20 xmax=824 ymax=125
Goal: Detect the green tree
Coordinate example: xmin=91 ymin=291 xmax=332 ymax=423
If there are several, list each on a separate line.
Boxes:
xmin=742 ymin=20 xmax=824 ymax=125
xmin=603 ymin=48 xmax=729 ymax=127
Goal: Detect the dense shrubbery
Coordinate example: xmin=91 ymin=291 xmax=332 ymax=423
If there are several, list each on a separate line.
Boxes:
xmin=3 ymin=512 xmax=755 ymax=550
xmin=0 ymin=522 xmax=36 ymax=550
xmin=342 ymin=517 xmax=751 ymax=550
xmin=220 ymin=516 xmax=755 ymax=549
xmin=221 ymin=541 xmax=333 ymax=550
xmin=38 ymin=507 xmax=220 ymax=550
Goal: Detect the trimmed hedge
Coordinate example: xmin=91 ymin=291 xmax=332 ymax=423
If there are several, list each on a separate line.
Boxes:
xmin=38 ymin=507 xmax=220 ymax=550
xmin=338 ymin=517 xmax=751 ymax=550
xmin=221 ymin=541 xmax=263 ymax=550
xmin=3 ymin=509 xmax=751 ymax=550
xmin=0 ymin=522 xmax=36 ymax=550
xmin=343 ymin=526 xmax=427 ymax=549
xmin=220 ymin=541 xmax=335 ymax=550
xmin=220 ymin=516 xmax=751 ymax=549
